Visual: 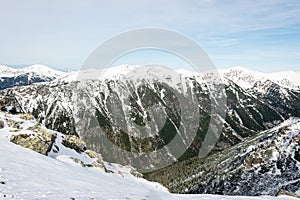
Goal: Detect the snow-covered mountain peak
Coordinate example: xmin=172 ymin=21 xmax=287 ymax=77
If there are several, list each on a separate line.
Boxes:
xmin=58 ymin=64 xmax=300 ymax=92
xmin=59 ymin=64 xmax=181 ymax=83
xmin=221 ymin=66 xmax=265 ymax=88
xmin=225 ymin=66 xmax=255 ymax=73
xmin=0 ymin=64 xmax=72 ymax=90
xmin=25 ymin=64 xmax=53 ymax=71
xmin=269 ymin=70 xmax=300 ymax=89
xmin=0 ymin=64 xmax=68 ymax=78
xmin=23 ymin=64 xmax=66 ymax=77
xmin=0 ymin=65 xmax=13 ymax=71
xmin=221 ymin=66 xmax=300 ymax=90
xmin=2 ymin=64 xmax=299 ymax=91
xmin=56 ymin=65 xmax=135 ymax=83
xmin=0 ymin=65 xmax=18 ymax=76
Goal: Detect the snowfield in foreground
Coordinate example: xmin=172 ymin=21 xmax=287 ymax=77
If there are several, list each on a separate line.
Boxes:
xmin=0 ymin=112 xmax=298 ymax=200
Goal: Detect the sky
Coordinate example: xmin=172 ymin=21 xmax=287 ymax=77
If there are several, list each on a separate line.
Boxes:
xmin=0 ymin=0 xmax=300 ymax=72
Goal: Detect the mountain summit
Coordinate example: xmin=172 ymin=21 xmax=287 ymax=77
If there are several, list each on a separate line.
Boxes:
xmin=221 ymin=66 xmax=300 ymax=90
xmin=0 ymin=64 xmax=70 ymax=90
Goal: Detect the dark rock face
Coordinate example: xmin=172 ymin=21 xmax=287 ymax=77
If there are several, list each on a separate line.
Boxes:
xmin=1 ymin=106 xmax=19 ymax=114
xmin=0 ymin=120 xmax=4 ymax=129
xmin=0 ymin=98 xmax=4 ymax=107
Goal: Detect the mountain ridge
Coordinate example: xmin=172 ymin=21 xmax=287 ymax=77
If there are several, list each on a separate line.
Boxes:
xmin=1 ymin=64 xmax=299 ymax=90
xmin=1 ymin=64 xmax=300 ymax=196
xmin=0 ymin=64 xmax=68 ymax=78
xmin=0 ymin=64 xmax=71 ymax=90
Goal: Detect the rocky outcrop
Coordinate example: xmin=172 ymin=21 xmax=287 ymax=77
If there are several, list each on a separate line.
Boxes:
xmin=10 ymin=130 xmax=53 ymax=155
xmin=84 ymin=150 xmax=106 ymax=172
xmin=8 ymin=121 xmax=106 ymax=172
xmin=61 ymin=135 xmax=86 ymax=153
xmin=1 ymin=110 xmax=111 ymax=177
xmin=129 ymin=168 xmax=143 ymax=178
xmin=276 ymin=189 xmax=300 ymax=199
xmin=0 ymin=98 xmax=4 ymax=107
xmin=18 ymin=113 xmax=34 ymax=121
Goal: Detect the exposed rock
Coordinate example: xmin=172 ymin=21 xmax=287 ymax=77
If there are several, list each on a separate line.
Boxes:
xmin=26 ymin=123 xmax=41 ymax=131
xmin=62 ymin=135 xmax=86 ymax=153
xmin=18 ymin=113 xmax=34 ymax=121
xmin=0 ymin=120 xmax=4 ymax=129
xmin=10 ymin=129 xmax=53 ymax=155
xmin=130 ymin=168 xmax=143 ymax=178
xmin=0 ymin=175 xmax=5 ymax=185
xmin=7 ymin=119 xmax=22 ymax=130
xmin=85 ymin=150 xmax=106 ymax=172
xmin=276 ymin=189 xmax=300 ymax=199
xmin=70 ymin=152 xmax=106 ymax=172
xmin=70 ymin=157 xmax=84 ymax=167
xmin=0 ymin=99 xmax=4 ymax=107
xmin=85 ymin=150 xmax=103 ymax=160
xmin=88 ymin=161 xmax=106 ymax=172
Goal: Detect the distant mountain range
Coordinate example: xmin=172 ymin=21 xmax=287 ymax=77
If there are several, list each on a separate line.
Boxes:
xmin=1 ymin=64 xmax=299 ymax=90
xmin=0 ymin=64 xmax=69 ymax=90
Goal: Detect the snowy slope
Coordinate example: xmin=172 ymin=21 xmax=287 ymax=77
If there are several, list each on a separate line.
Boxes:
xmin=0 ymin=112 xmax=297 ymax=199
